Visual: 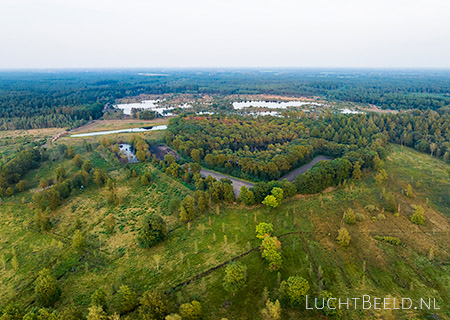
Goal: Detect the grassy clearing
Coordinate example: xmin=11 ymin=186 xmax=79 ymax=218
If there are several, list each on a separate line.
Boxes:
xmin=0 ymin=141 xmax=449 ymax=319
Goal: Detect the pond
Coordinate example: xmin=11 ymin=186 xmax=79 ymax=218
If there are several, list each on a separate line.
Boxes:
xmin=70 ymin=125 xmax=167 ymax=137
xmin=115 ymin=100 xmax=191 ymax=116
xmin=119 ymin=143 xmax=138 ymax=164
xmin=232 ymin=100 xmax=323 ymax=110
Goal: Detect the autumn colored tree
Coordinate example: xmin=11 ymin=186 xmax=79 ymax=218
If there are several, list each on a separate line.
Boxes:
xmin=261 ymin=235 xmax=282 ymax=271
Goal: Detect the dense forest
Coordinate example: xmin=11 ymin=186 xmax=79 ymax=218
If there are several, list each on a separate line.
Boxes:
xmin=1 ymin=70 xmax=450 ymax=130
xmin=166 ymin=110 xmax=449 ymax=181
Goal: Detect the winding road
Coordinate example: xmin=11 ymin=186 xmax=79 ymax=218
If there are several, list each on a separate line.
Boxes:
xmin=199 ymin=155 xmax=333 ymax=196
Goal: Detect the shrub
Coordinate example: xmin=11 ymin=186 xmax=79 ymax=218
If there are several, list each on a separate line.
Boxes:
xmin=336 ymin=228 xmax=351 ymax=246
xmin=374 ymin=236 xmax=401 ymax=246
xmin=410 ymin=205 xmax=425 ymax=225
xmin=344 ymin=208 xmax=356 ymax=224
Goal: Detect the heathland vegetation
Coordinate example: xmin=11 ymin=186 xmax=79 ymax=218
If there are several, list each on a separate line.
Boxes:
xmin=0 ymin=70 xmax=449 ymax=319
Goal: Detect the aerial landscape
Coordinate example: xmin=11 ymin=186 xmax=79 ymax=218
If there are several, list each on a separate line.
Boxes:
xmin=0 ymin=0 xmax=449 ymax=319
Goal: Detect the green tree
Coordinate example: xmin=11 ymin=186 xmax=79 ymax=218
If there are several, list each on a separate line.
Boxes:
xmin=91 ymin=288 xmax=107 ymax=309
xmin=35 ymin=268 xmax=61 ymax=307
xmin=239 ymin=186 xmax=255 ymax=206
xmin=117 ymin=285 xmax=137 ymax=314
xmin=180 ymin=195 xmax=196 ymax=222
xmin=262 ymin=187 xmax=283 ymax=208
xmin=223 ymin=262 xmax=247 ymax=294
xmin=73 ymin=154 xmax=83 ymax=168
xmin=179 ymin=301 xmax=201 ymax=320
xmin=139 ymin=291 xmax=170 ymax=320
xmin=72 ymin=229 xmax=86 ymax=253
xmin=138 ymin=214 xmax=168 ymax=248
xmin=411 ymin=205 xmax=425 ymax=225
xmin=16 ymin=180 xmax=28 ymax=192
xmin=255 ymin=222 xmax=274 ymax=239
xmin=190 ymin=149 xmax=201 ymax=163
xmin=55 ymin=166 xmax=66 ymax=182
xmin=336 ymin=227 xmax=351 ymax=246
xmin=279 ymin=276 xmax=310 ymax=307
xmin=320 ymin=291 xmax=342 ymax=317
xmin=262 ymin=195 xmax=278 ymax=209
xmin=82 ymin=160 xmax=93 ymax=173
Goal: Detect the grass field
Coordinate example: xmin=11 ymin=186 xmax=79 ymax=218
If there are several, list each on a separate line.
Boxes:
xmin=0 ymin=135 xmax=449 ymax=319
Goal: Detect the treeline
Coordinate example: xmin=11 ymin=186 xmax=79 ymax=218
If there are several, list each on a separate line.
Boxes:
xmin=0 ymin=148 xmax=42 ymax=197
xmin=1 ymin=70 xmax=450 ymax=130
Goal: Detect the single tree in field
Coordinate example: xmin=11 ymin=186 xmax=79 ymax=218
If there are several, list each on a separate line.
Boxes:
xmin=411 ymin=205 xmax=425 ymax=225
xmin=336 ymin=227 xmax=351 ymax=246
xmin=261 ymin=299 xmax=281 ymax=320
xmin=223 ymin=262 xmax=247 ymax=295
xmin=35 ymin=268 xmax=61 ymax=307
xmin=180 ymin=195 xmax=196 ymax=222
xmin=138 ymin=214 xmax=168 ymax=248
xmin=279 ymin=276 xmax=310 ymax=307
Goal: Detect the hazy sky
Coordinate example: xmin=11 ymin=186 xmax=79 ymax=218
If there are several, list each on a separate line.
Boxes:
xmin=1 ymin=0 xmax=449 ymax=68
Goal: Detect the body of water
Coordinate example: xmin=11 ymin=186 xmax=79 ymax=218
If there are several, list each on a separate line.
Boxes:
xmin=115 ymin=100 xmax=191 ymax=116
xmin=70 ymin=125 xmax=167 ymax=137
xmin=233 ymin=100 xmax=322 ymax=110
xmin=119 ymin=143 xmax=138 ymax=163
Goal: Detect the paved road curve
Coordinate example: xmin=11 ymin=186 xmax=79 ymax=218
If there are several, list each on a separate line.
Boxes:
xmin=199 ymin=168 xmax=254 ymax=196
xmin=199 ymin=155 xmax=333 ymax=196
